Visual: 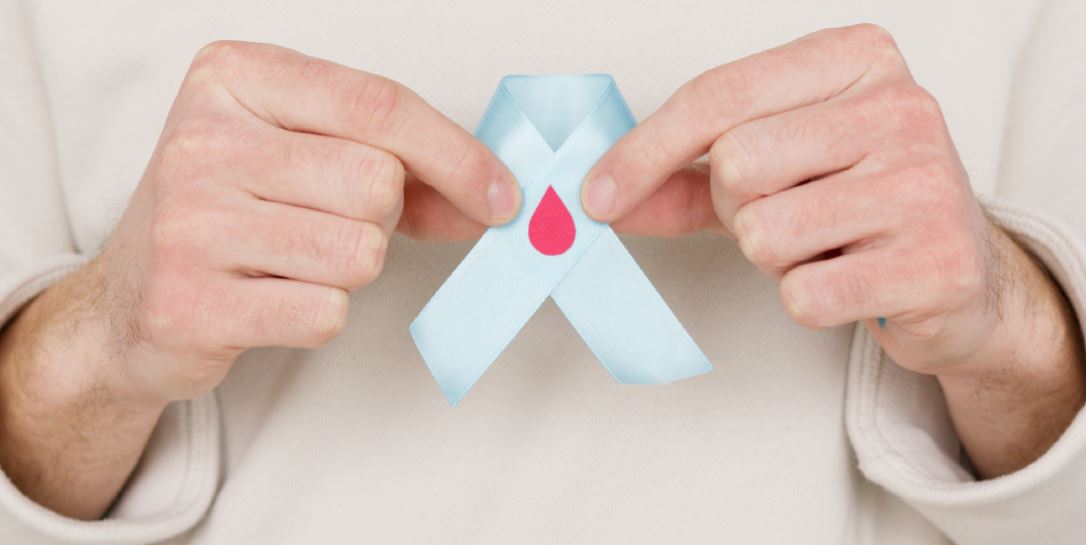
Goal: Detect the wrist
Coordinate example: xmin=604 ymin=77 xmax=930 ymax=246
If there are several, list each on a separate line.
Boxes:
xmin=934 ymin=224 xmax=1086 ymax=477
xmin=936 ymin=225 xmax=1084 ymax=393
xmin=0 ymin=263 xmax=168 ymax=519
xmin=0 ymin=260 xmax=168 ymax=418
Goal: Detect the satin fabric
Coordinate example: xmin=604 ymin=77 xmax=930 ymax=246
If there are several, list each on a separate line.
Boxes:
xmin=411 ymin=75 xmax=711 ymax=405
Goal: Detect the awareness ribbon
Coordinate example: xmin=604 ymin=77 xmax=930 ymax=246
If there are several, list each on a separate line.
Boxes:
xmin=411 ymin=75 xmax=712 ymax=405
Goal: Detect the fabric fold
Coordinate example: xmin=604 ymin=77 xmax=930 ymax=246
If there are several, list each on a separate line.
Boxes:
xmin=847 ymin=198 xmax=1086 ymax=545
xmin=0 ymin=259 xmax=221 ymax=545
xmin=411 ymin=75 xmax=711 ymax=405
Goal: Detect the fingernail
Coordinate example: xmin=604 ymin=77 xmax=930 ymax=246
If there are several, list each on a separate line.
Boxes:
xmin=583 ymin=173 xmax=616 ymax=219
xmin=877 ymin=317 xmax=887 ymax=329
xmin=487 ymin=177 xmax=520 ymax=224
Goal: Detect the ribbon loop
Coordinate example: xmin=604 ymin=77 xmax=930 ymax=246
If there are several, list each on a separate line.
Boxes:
xmin=411 ymin=75 xmax=712 ymax=405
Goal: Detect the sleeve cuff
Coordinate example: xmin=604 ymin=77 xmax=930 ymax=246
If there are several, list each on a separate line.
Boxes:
xmin=0 ymin=254 xmax=87 ymax=325
xmin=846 ymin=198 xmax=1086 ymax=545
xmin=0 ymin=257 xmax=222 ymax=544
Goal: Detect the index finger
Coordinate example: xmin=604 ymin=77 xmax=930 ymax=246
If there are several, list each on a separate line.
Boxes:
xmin=581 ymin=23 xmax=909 ymax=222
xmin=190 ymin=41 xmax=520 ymax=225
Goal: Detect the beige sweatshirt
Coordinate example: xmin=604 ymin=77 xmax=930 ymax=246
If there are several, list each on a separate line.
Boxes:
xmin=2 ymin=0 xmax=1085 ymax=543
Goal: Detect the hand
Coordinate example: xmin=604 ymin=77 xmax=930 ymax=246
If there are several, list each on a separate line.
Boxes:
xmin=80 ymin=41 xmax=522 ymax=402
xmin=0 ymin=41 xmax=520 ymax=518
xmin=581 ymin=24 xmax=1086 ymax=476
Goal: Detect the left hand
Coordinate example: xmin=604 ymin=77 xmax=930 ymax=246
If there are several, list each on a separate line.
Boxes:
xmin=404 ymin=23 xmax=1084 ymax=476
xmin=577 ymin=23 xmax=1041 ymax=378
xmin=576 ymin=24 xmax=1086 ymax=477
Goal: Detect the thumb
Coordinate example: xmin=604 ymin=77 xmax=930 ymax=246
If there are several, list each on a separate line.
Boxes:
xmin=580 ymin=91 xmax=711 ymax=223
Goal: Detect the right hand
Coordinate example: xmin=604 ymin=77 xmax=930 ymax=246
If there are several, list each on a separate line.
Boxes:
xmin=32 ymin=41 xmax=521 ymax=404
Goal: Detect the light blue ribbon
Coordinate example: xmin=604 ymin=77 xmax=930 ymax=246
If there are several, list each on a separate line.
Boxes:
xmin=411 ymin=75 xmax=712 ymax=405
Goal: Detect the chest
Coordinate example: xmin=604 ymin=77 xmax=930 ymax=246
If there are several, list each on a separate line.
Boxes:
xmin=27 ymin=0 xmax=1035 ymax=251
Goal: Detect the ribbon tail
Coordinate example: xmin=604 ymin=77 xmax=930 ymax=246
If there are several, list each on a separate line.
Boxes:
xmin=410 ymin=235 xmax=555 ymax=405
xmin=551 ymin=229 xmax=713 ymax=384
xmin=411 ymin=74 xmax=712 ymax=405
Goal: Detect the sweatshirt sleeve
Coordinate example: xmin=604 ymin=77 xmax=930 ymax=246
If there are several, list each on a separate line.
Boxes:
xmin=0 ymin=1 xmax=220 ymax=543
xmin=846 ymin=2 xmax=1086 ymax=544
xmin=846 ymin=200 xmax=1086 ymax=545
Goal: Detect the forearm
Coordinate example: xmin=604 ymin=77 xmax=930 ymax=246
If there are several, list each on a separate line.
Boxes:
xmin=938 ymin=227 xmax=1086 ymax=479
xmin=0 ymin=263 xmax=165 ymax=520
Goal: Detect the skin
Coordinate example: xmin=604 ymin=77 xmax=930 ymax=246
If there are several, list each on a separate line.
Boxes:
xmin=0 ymin=41 xmax=523 ymax=520
xmin=578 ymin=25 xmax=1086 ymax=478
xmin=1 ymin=26 xmax=1084 ymax=520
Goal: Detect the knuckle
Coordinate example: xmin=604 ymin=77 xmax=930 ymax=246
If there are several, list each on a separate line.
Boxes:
xmin=784 ymin=266 xmax=872 ymax=329
xmin=194 ymin=40 xmax=239 ymax=64
xmin=851 ymin=23 xmax=896 ymax=48
xmin=150 ymin=211 xmax=192 ymax=260
xmin=899 ymin=160 xmax=964 ymax=208
xmin=437 ymin=136 xmax=487 ymax=189
xmin=868 ymin=82 xmax=912 ymax=112
xmin=684 ymin=70 xmax=722 ymax=106
xmin=292 ymin=54 xmax=335 ymax=85
xmin=775 ymin=111 xmax=818 ymax=146
xmin=308 ymin=290 xmax=350 ymax=345
xmin=687 ymin=64 xmax=756 ymax=122
xmin=366 ymin=154 xmax=405 ymax=219
xmin=775 ymin=197 xmax=818 ymax=243
xmin=734 ymin=205 xmax=782 ymax=268
xmin=345 ymin=75 xmax=404 ymax=136
xmin=191 ymin=40 xmax=251 ymax=75
xmin=341 ymin=146 xmax=406 ymax=221
xmin=160 ymin=127 xmax=210 ymax=166
xmin=952 ymin=260 xmax=986 ymax=299
xmin=779 ymin=274 xmax=824 ymax=328
xmin=334 ymin=222 xmax=387 ymax=288
xmin=905 ymin=86 xmax=942 ymax=118
xmin=295 ymin=221 xmax=340 ymax=265
xmin=149 ymin=206 xmax=187 ymax=252
xmin=896 ymin=230 xmax=985 ymax=315
xmin=138 ymin=285 xmax=173 ymax=342
xmin=958 ymin=262 xmax=988 ymax=302
xmin=710 ymin=133 xmax=754 ymax=196
xmin=140 ymin=274 xmax=202 ymax=345
xmin=342 ymin=148 xmax=403 ymax=220
xmin=886 ymin=158 xmax=964 ymax=213
xmin=150 ymin=200 xmax=220 ymax=259
xmin=743 ymin=237 xmax=781 ymax=270
xmin=845 ymin=23 xmax=906 ymax=71
xmin=874 ymin=84 xmax=943 ymax=130
xmin=620 ymin=130 xmax=670 ymax=185
xmin=269 ymin=218 xmax=333 ymax=273
xmin=935 ymin=233 xmax=987 ymax=296
xmin=914 ymin=159 xmax=956 ymax=184
xmin=159 ymin=118 xmax=235 ymax=173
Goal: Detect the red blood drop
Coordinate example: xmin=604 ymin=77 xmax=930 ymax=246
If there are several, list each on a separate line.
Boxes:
xmin=528 ymin=185 xmax=576 ymax=256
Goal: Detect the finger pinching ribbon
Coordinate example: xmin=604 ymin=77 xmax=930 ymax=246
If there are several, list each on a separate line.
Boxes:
xmin=411 ymin=75 xmax=712 ymax=405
